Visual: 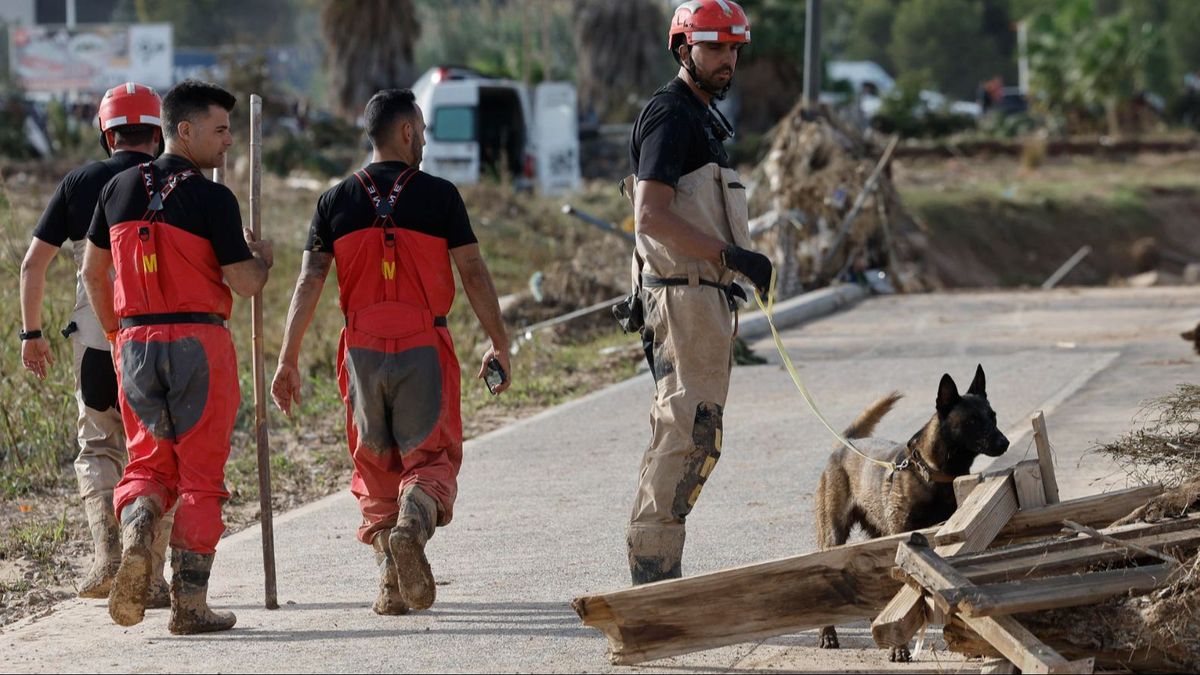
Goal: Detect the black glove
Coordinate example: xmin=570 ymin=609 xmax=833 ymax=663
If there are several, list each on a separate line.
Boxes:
xmin=721 ymin=245 xmax=773 ymax=296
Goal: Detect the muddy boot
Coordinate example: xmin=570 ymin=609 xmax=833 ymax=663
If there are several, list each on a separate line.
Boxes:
xmin=78 ymin=494 xmax=121 ymax=599
xmin=145 ymin=513 xmax=173 ymax=609
xmin=107 ymin=496 xmax=161 ymax=626
xmin=371 ymin=532 xmax=408 ymax=615
xmin=627 ymin=524 xmax=685 ymax=585
xmin=168 ymin=549 xmax=236 ymax=634
xmin=388 ymin=486 xmax=437 ymax=611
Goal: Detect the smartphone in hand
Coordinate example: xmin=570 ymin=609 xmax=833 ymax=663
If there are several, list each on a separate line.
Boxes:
xmin=485 ymin=357 xmax=507 ymax=395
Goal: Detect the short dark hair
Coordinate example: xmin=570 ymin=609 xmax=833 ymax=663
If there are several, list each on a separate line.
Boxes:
xmin=364 ymin=89 xmax=418 ymax=147
xmin=111 ymin=124 xmax=157 ymax=147
xmin=161 ymin=80 xmax=237 ymax=139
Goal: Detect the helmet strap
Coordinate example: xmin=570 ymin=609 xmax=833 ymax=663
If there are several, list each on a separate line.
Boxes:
xmin=682 ymin=46 xmax=733 ymax=101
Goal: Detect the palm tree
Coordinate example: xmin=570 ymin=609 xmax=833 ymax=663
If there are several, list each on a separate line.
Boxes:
xmin=573 ymin=0 xmax=668 ymax=123
xmin=320 ymin=0 xmax=422 ymax=119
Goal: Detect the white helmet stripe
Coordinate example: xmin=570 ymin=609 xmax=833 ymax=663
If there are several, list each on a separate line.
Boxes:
xmin=139 ymin=115 xmax=161 ymax=125
xmin=730 ymin=25 xmax=745 ymax=34
xmin=103 ymin=115 xmax=128 ymax=129
xmin=126 ymin=82 xmax=136 ymax=94
xmin=714 ymin=0 xmax=733 ymax=14
xmin=691 ymin=31 xmax=719 ymax=41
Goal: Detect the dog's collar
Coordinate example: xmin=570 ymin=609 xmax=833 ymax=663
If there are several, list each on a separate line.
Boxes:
xmin=902 ymin=448 xmax=958 ymax=484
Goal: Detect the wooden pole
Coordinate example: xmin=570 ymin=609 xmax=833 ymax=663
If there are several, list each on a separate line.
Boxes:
xmin=250 ymin=94 xmax=278 ymax=609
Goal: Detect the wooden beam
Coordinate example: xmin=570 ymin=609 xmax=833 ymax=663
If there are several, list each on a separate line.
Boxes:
xmin=1062 ymin=519 xmax=1179 ymax=565
xmin=1000 ymin=483 xmax=1161 ymax=539
xmin=575 ymin=485 xmax=1163 ymax=665
xmin=894 ymin=534 xmax=974 ymax=615
xmin=1031 ymin=411 xmax=1060 ymax=504
xmin=962 ymin=614 xmax=1093 ymax=673
xmin=980 ymin=658 xmax=1019 ymax=674
xmin=936 ymin=475 xmax=1019 ymax=549
xmin=954 ymin=564 xmax=1175 ymax=618
xmin=1013 ymin=462 xmax=1047 ymax=510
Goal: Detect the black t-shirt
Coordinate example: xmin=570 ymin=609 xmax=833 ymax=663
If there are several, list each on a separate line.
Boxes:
xmin=630 ymin=78 xmax=732 ymax=188
xmin=33 ymin=151 xmax=154 ymax=247
xmin=305 ymin=161 xmax=477 ymax=253
xmin=88 ymin=154 xmax=252 ymax=266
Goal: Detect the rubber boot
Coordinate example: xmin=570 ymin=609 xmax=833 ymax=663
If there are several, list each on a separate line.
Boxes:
xmin=388 ymin=485 xmax=437 ymax=611
xmin=107 ymin=496 xmax=162 ymax=626
xmin=371 ymin=532 xmax=408 ymax=615
xmin=146 ymin=511 xmax=173 ymax=609
xmin=78 ymin=494 xmax=121 ymax=599
xmin=627 ymin=524 xmax=685 ymax=586
xmin=168 ymin=550 xmax=236 ymax=635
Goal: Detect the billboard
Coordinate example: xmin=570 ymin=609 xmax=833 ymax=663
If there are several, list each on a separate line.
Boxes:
xmin=8 ymin=23 xmax=173 ymax=93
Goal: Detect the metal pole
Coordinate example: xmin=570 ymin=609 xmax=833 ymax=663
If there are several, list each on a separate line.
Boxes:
xmin=803 ymin=0 xmax=821 ymax=106
xmin=249 ymin=94 xmax=279 ymax=609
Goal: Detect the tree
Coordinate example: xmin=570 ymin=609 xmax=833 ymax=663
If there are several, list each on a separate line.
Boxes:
xmin=320 ymin=0 xmax=421 ymax=120
xmin=572 ymin=0 xmax=667 ymax=124
xmin=118 ymin=0 xmax=298 ymax=48
xmin=889 ymin=0 xmax=1007 ymax=99
xmin=844 ymin=0 xmax=896 ymax=75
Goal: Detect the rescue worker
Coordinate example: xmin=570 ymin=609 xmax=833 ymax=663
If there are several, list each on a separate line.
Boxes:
xmin=19 ymin=82 xmax=173 ymax=606
xmin=270 ymin=88 xmax=510 ymax=615
xmin=623 ymin=0 xmax=773 ymax=584
xmin=82 ymin=80 xmax=272 ymax=633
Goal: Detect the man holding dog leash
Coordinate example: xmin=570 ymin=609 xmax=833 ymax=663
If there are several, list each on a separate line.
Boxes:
xmin=620 ymin=0 xmax=774 ymax=585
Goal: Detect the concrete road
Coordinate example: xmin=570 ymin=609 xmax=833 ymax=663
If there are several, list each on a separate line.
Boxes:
xmin=3 ymin=287 xmax=1196 ymax=673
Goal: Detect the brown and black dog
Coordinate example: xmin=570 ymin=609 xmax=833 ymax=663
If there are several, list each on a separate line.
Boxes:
xmin=814 ymin=365 xmax=1009 ymax=661
xmin=1183 ymin=322 xmax=1199 ymax=355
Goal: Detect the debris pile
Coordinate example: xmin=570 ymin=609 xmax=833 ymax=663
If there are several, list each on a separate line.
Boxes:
xmin=748 ymin=102 xmax=934 ymax=297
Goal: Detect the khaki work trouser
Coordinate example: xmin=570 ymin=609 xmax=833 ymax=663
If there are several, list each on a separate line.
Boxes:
xmin=627 ymin=283 xmax=734 ymax=584
xmin=71 ymin=339 xmax=126 ymax=501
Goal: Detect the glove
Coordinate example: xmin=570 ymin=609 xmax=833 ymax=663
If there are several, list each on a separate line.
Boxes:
xmin=721 ymin=245 xmax=773 ymax=297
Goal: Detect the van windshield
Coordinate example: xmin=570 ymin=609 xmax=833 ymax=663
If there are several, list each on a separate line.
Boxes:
xmin=433 ymin=106 xmax=475 ymax=142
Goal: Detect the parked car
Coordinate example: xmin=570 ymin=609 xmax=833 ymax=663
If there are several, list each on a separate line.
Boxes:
xmin=410 ymin=66 xmax=581 ymax=195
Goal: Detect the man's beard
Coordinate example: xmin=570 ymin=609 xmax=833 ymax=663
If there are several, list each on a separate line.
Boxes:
xmin=691 ymin=61 xmax=735 ymax=100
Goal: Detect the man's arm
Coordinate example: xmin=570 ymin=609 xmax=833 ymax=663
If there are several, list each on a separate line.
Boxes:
xmin=19 ymin=239 xmax=59 ymax=379
xmin=222 ymin=228 xmax=273 ymax=298
xmin=635 ymin=179 xmax=726 ymax=263
xmin=449 ymin=244 xmax=512 ymax=394
xmin=270 ymin=251 xmax=332 ymax=416
xmin=81 ymin=242 xmax=118 ymax=338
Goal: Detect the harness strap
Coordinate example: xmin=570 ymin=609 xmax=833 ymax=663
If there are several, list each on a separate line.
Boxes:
xmin=904 ymin=448 xmax=959 ymax=484
xmin=138 ymin=163 xmax=197 ymax=215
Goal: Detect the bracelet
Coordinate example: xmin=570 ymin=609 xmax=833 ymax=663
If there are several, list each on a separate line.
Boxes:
xmin=19 ymin=329 xmax=42 ymax=341
xmin=105 ymin=329 xmax=118 ymax=342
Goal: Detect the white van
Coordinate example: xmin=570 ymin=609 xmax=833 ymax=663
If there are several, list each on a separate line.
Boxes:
xmin=411 ymin=66 xmax=581 ymax=195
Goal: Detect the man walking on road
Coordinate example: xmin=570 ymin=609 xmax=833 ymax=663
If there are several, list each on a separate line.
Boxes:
xmin=83 ymin=80 xmax=273 ymax=634
xmin=271 ymin=89 xmax=510 ymax=616
xmin=623 ymin=0 xmax=773 ymax=585
xmin=19 ymin=82 xmax=173 ymax=606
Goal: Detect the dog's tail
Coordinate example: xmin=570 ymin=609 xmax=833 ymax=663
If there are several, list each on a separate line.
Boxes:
xmin=843 ymin=392 xmax=903 ymax=439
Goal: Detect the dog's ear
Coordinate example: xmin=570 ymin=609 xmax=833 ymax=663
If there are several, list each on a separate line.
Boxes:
xmin=967 ymin=364 xmax=986 ymax=398
xmin=937 ymin=373 xmax=961 ymax=418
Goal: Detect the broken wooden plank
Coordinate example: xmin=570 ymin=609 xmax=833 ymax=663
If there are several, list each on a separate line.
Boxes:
xmin=1001 ymin=483 xmax=1162 ymax=539
xmin=980 ymin=658 xmax=1019 ymax=674
xmin=894 ymin=534 xmax=975 ymax=615
xmin=954 ymin=460 xmax=1040 ymax=507
xmin=954 ymin=564 xmax=1175 ymax=618
xmin=1062 ymin=519 xmax=1179 ymax=564
xmin=1013 ymin=462 xmax=1048 ymax=510
xmin=575 ymin=485 xmax=1164 ymax=665
xmin=873 ymin=475 xmax=1020 ymax=647
xmin=963 ymin=614 xmax=1093 ymax=673
xmin=1031 ymin=411 xmax=1060 ymax=504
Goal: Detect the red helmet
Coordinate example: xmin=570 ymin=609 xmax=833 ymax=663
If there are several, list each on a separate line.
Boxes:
xmin=668 ymin=0 xmax=751 ymax=52
xmin=97 ymin=82 xmax=162 ymax=155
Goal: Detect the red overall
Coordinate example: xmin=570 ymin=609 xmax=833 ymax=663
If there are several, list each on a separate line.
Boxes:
xmin=336 ymin=167 xmax=463 ymax=544
xmin=110 ymin=164 xmax=239 ymax=555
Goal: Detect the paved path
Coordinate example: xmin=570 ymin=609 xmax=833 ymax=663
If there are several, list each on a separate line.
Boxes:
xmin=3 ymin=287 xmax=1196 ymax=673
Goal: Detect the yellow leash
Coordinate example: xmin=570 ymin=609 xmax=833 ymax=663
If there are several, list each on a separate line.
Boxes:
xmin=751 ymin=270 xmax=902 ymax=473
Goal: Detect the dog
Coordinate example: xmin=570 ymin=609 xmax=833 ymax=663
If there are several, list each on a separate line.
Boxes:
xmin=814 ymin=364 xmax=1009 ymax=662
xmin=1184 ymin=322 xmax=1199 ymax=355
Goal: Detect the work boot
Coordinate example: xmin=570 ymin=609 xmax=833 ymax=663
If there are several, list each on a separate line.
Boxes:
xmin=627 ymin=524 xmax=685 ymax=586
xmin=146 ymin=513 xmax=173 ymax=609
xmin=168 ymin=549 xmax=236 ymax=635
xmin=78 ymin=494 xmax=121 ymax=599
xmin=388 ymin=485 xmax=437 ymax=611
xmin=107 ymin=496 xmax=162 ymax=626
xmin=371 ymin=532 xmax=408 ymax=615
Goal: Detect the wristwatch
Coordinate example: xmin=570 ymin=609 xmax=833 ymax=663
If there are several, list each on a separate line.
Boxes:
xmin=19 ymin=329 xmax=43 ymax=341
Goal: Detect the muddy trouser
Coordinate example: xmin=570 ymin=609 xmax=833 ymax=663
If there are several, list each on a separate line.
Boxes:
xmin=112 ymin=323 xmax=237 ymax=555
xmin=627 ymin=283 xmax=734 ymax=583
xmin=336 ymin=326 xmax=464 ymax=545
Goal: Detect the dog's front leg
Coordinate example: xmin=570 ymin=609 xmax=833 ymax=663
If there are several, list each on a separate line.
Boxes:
xmin=818 ymin=625 xmax=839 ymax=649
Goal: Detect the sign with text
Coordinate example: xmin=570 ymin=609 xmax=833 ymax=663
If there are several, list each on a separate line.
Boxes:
xmin=9 ymin=23 xmax=173 ymax=92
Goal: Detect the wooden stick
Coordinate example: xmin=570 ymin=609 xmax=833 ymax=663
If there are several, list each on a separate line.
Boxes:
xmin=955 ymin=563 xmax=1175 ymax=618
xmin=960 ymin=614 xmax=1092 ymax=673
xmin=250 ymin=94 xmax=278 ymax=610
xmin=1062 ymin=519 xmax=1178 ymax=565
xmin=1031 ymin=412 xmax=1060 ymax=504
